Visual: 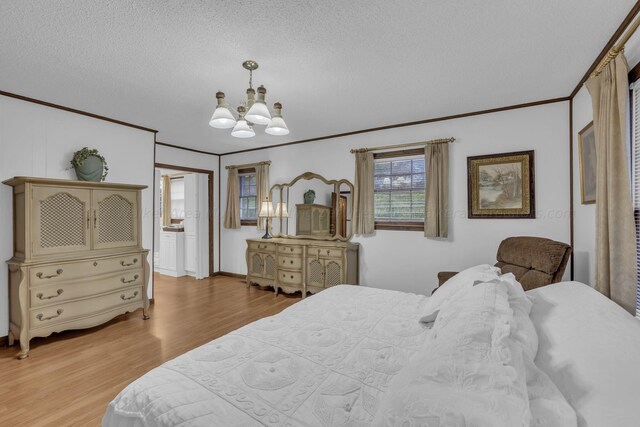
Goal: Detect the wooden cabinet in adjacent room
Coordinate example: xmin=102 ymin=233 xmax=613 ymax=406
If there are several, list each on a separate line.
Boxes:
xmin=245 ymin=238 xmax=359 ymax=296
xmin=3 ymin=177 xmax=150 ymax=359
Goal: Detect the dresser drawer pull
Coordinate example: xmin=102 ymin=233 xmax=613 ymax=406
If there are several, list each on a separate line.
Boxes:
xmin=327 ymin=250 xmax=331 ymax=255
xmin=36 ymin=289 xmax=64 ymax=300
xmin=36 ymin=309 xmax=63 ymax=322
xmin=121 ymin=291 xmax=139 ymax=301
xmin=35 ymin=269 xmax=63 ymax=280
xmin=121 ymin=258 xmax=138 ymax=267
xmin=121 ymin=275 xmax=139 ymax=284
xmin=290 ymin=248 xmax=294 ymax=252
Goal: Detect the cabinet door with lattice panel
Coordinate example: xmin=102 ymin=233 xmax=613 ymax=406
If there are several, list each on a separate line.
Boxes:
xmin=92 ymin=190 xmax=139 ymax=250
xmin=31 ymin=186 xmax=92 ymax=256
xmin=324 ymin=259 xmax=344 ymax=287
xmin=306 ymin=258 xmax=325 ymax=288
xmin=263 ymin=254 xmax=276 ymax=280
xmin=249 ymin=252 xmax=264 ymax=278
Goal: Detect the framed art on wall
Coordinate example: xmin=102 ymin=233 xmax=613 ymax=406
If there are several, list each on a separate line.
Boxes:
xmin=578 ymin=122 xmax=596 ymax=204
xmin=467 ymin=150 xmax=535 ymax=218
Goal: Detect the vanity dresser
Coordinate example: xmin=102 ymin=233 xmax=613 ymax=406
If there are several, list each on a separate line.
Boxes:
xmin=245 ymin=172 xmax=359 ymax=297
xmin=4 ymin=177 xmax=150 ymax=359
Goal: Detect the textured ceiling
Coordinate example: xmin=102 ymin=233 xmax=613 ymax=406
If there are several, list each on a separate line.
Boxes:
xmin=0 ymin=1 xmax=636 ymax=154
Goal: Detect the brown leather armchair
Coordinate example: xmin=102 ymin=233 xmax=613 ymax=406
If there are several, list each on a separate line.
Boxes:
xmin=437 ymin=236 xmax=572 ymax=292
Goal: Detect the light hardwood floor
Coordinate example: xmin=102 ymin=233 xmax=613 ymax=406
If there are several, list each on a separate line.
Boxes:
xmin=0 ymin=273 xmax=301 ymax=426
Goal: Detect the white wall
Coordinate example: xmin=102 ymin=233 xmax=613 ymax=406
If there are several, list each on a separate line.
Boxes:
xmin=155 ymin=145 xmax=220 ymax=272
xmin=0 ymin=94 xmax=155 ymax=336
xmin=572 ymin=87 xmax=596 ymax=285
xmin=220 ymin=102 xmax=571 ymax=295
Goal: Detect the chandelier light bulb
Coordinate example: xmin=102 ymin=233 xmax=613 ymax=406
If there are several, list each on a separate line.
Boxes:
xmin=209 ymin=92 xmax=237 ymax=129
xmin=231 ymin=106 xmax=255 ymax=138
xmin=245 ymin=85 xmax=272 ymax=125
xmin=265 ymin=102 xmax=289 ymax=136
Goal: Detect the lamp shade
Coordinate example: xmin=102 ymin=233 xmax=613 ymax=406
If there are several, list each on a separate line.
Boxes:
xmin=274 ymin=202 xmax=289 ymax=217
xmin=209 ymin=92 xmax=237 ymax=129
xmin=265 ymin=102 xmax=289 ymax=136
xmin=231 ymin=105 xmax=255 ymax=138
xmin=259 ymin=201 xmax=275 ymax=218
xmin=231 ymin=119 xmax=255 ymax=138
xmin=246 ymin=85 xmax=272 ymax=125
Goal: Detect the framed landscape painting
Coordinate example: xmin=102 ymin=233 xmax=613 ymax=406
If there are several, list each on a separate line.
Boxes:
xmin=578 ymin=122 xmax=596 ymax=204
xmin=467 ymin=150 xmax=535 ymax=218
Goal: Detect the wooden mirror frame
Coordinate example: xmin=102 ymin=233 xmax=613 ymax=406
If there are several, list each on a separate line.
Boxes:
xmin=270 ymin=172 xmax=354 ymax=241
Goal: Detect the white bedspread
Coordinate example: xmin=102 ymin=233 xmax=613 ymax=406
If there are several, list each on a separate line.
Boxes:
xmin=528 ymin=282 xmax=640 ymax=427
xmin=103 ymin=285 xmax=433 ymax=426
xmin=103 ymin=281 xmax=629 ymax=427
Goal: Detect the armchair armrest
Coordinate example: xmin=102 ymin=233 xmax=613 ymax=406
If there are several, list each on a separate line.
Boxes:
xmin=437 ymin=271 xmax=458 ymax=287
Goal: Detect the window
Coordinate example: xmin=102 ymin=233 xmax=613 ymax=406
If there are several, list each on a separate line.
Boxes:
xmin=373 ymin=148 xmax=426 ymax=231
xmin=239 ymin=168 xmax=258 ymax=225
xmin=170 ymin=177 xmax=185 ymax=221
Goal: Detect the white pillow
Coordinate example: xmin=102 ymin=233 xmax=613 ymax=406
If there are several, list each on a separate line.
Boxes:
xmin=424 ymin=264 xmax=501 ymax=315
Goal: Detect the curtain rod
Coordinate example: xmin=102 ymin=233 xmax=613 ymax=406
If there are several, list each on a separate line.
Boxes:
xmin=225 ymin=160 xmax=272 ymax=170
xmin=592 ymin=15 xmax=640 ymax=77
xmin=350 ymin=137 xmax=455 ymax=154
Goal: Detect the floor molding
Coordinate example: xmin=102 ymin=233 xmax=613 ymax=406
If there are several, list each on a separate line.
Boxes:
xmin=213 ymin=271 xmax=246 ymax=279
xmin=0 ymin=335 xmax=6 ymax=347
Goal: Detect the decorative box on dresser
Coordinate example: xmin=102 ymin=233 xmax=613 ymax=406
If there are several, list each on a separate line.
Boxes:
xmin=246 ymin=238 xmax=359 ymax=296
xmin=295 ymin=204 xmax=331 ymax=236
xmin=3 ymin=177 xmax=150 ymax=359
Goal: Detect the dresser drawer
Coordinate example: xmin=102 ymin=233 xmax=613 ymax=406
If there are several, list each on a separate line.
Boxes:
xmin=29 ymin=254 xmax=143 ymax=286
xmin=30 ymin=269 xmax=144 ymax=308
xmin=248 ymin=241 xmax=276 ymax=252
xmin=278 ymin=256 xmax=302 ymax=270
xmin=29 ymin=285 xmax=143 ymax=328
xmin=278 ymin=270 xmax=303 ymax=285
xmin=278 ymin=245 xmax=303 ymax=255
xmin=309 ymin=247 xmax=344 ymax=259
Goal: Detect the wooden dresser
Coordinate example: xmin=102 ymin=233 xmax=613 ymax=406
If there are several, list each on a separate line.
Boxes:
xmin=4 ymin=177 xmax=150 ymax=359
xmin=246 ymin=238 xmax=359 ymax=296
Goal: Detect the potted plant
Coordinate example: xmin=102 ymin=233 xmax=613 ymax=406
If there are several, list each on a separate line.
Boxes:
xmin=70 ymin=147 xmax=109 ymax=182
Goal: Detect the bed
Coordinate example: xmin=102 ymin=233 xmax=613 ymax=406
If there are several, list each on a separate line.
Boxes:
xmin=103 ymin=278 xmax=640 ymax=426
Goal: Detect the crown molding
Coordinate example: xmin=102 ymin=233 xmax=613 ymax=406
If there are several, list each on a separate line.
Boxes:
xmin=0 ymin=90 xmax=157 ymax=134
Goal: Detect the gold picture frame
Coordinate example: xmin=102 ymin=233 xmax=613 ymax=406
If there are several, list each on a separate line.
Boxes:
xmin=578 ymin=122 xmax=596 ymax=204
xmin=467 ymin=150 xmax=535 ymax=218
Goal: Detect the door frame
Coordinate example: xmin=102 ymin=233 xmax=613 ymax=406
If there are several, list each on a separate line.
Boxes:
xmin=154 ymin=163 xmax=215 ymax=277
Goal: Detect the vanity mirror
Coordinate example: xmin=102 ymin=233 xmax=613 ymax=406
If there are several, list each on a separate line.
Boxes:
xmin=269 ymin=172 xmax=354 ymax=241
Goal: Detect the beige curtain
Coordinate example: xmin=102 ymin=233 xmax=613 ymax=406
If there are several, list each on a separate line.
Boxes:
xmin=161 ymin=175 xmax=172 ymax=227
xmin=352 ymin=152 xmax=375 ymax=235
xmin=424 ymin=143 xmax=449 ymax=238
xmin=586 ymin=54 xmax=637 ymax=314
xmin=224 ymin=168 xmax=241 ymax=229
xmin=255 ymin=163 xmax=270 ymax=230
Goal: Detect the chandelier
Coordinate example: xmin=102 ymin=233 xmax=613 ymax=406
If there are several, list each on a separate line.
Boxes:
xmin=209 ymin=60 xmax=289 ymax=138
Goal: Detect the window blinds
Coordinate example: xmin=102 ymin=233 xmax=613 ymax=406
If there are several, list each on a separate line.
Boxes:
xmin=631 ymin=81 xmax=640 ymax=319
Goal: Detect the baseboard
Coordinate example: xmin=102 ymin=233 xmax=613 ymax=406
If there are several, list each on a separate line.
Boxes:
xmin=0 ymin=335 xmax=7 ymax=347
xmin=212 ymin=271 xmax=246 ymax=279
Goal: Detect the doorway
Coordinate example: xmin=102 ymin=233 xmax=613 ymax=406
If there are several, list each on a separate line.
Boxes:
xmin=154 ymin=163 xmax=214 ymax=279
